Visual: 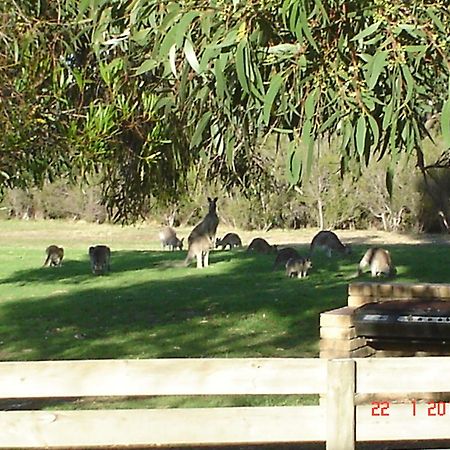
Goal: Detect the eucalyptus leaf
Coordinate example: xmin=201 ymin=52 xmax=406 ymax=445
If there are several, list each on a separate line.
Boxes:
xmin=263 ymin=73 xmax=283 ymax=126
xmin=236 ymin=39 xmax=249 ymax=93
xmin=135 ymin=59 xmax=158 ymax=75
xmin=169 ymin=44 xmax=177 ymax=77
xmin=184 ymin=38 xmax=200 ymax=74
xmin=190 ymin=111 xmax=212 ymax=149
xmin=442 ymin=99 xmax=450 ymax=150
xmin=368 ymin=51 xmax=388 ymax=90
xmin=351 ymin=21 xmax=381 ymax=42
xmin=356 ymin=116 xmax=367 ymax=158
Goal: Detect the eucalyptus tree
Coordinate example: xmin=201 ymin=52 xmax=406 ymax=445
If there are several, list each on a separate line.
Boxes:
xmin=1 ymin=0 xmax=449 ymax=222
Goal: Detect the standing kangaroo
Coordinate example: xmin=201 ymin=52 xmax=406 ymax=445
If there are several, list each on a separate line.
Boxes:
xmin=358 ymin=247 xmax=396 ymax=277
xmin=185 ymin=197 xmax=219 ymax=268
xmin=246 ymin=238 xmax=278 ymax=254
xmin=215 ymin=233 xmax=242 ymax=250
xmin=89 ymin=245 xmax=111 ymax=275
xmin=43 ymin=245 xmax=64 ymax=267
xmin=286 ymin=257 xmax=313 ymax=278
xmin=273 ymin=247 xmax=300 ymax=270
xmin=309 ymin=230 xmax=351 ymax=257
xmin=159 ymin=227 xmax=184 ymax=251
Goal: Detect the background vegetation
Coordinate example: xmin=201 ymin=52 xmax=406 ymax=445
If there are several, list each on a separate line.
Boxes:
xmin=2 ymin=137 xmax=447 ymax=233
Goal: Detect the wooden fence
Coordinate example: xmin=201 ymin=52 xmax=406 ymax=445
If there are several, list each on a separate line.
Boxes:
xmin=0 ymin=357 xmax=450 ymax=449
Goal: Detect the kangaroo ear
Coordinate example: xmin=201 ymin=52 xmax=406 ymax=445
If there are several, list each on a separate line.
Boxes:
xmin=207 ymin=197 xmax=212 ymax=202
xmin=213 ymin=197 xmax=218 ymax=202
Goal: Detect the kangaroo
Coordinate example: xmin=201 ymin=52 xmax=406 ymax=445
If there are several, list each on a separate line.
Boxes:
xmin=358 ymin=247 xmax=396 ymax=278
xmin=185 ymin=197 xmax=219 ymax=268
xmin=184 ymin=234 xmax=213 ymax=268
xmin=286 ymin=257 xmax=313 ymax=278
xmin=43 ymin=245 xmax=64 ymax=267
xmin=188 ymin=197 xmax=219 ymax=244
xmin=246 ymin=238 xmax=277 ymax=254
xmin=89 ymin=245 xmax=111 ymax=275
xmin=215 ymin=233 xmax=242 ymax=250
xmin=159 ymin=227 xmax=184 ymax=251
xmin=309 ymin=230 xmax=351 ymax=257
xmin=273 ymin=247 xmax=300 ymax=270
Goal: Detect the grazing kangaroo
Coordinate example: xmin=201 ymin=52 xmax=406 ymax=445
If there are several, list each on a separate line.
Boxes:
xmin=43 ymin=245 xmax=64 ymax=267
xmin=215 ymin=233 xmax=242 ymax=250
xmin=286 ymin=257 xmax=313 ymax=278
xmin=358 ymin=247 xmax=396 ymax=278
xmin=159 ymin=227 xmax=184 ymax=251
xmin=273 ymin=247 xmax=300 ymax=270
xmin=185 ymin=197 xmax=219 ymax=268
xmin=89 ymin=245 xmax=111 ymax=275
xmin=309 ymin=230 xmax=351 ymax=257
xmin=246 ymin=238 xmax=278 ymax=254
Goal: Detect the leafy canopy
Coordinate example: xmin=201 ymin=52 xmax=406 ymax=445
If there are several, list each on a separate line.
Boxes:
xmin=0 ymin=0 xmax=449 ymax=221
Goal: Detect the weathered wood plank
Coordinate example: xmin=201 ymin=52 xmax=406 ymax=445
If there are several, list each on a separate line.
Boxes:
xmin=0 ymin=406 xmax=325 ymax=448
xmin=357 ymin=404 xmax=450 ymax=440
xmin=356 ymin=357 xmax=450 ymax=394
xmin=326 ymin=359 xmax=356 ymax=450
xmin=0 ymin=358 xmax=327 ymax=398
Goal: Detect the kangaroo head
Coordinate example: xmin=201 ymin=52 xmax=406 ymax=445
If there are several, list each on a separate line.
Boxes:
xmin=207 ymin=197 xmax=218 ymax=213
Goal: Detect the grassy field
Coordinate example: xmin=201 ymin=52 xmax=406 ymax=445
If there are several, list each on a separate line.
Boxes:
xmin=1 ymin=220 xmax=450 ymax=409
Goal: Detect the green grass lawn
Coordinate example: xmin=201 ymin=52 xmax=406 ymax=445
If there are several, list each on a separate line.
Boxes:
xmin=1 ymin=220 xmax=450 ymax=409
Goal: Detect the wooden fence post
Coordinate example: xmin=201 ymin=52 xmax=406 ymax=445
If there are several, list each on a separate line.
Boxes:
xmin=326 ymin=359 xmax=356 ymax=450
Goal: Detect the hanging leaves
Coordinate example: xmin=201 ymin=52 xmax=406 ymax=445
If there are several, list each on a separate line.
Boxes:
xmin=1 ymin=0 xmax=449 ymax=221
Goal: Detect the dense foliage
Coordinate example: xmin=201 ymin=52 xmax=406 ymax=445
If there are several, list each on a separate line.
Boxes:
xmin=1 ymin=0 xmax=449 ymax=222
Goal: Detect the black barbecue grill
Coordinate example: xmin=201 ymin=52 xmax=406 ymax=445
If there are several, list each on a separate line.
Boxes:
xmin=354 ymin=299 xmax=450 ymax=343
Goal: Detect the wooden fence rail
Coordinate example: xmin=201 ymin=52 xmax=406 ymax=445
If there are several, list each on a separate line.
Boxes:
xmin=0 ymin=357 xmax=450 ymax=449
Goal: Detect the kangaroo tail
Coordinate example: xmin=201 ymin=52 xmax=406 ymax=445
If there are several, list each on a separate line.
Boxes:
xmin=43 ymin=255 xmax=51 ymax=267
xmin=171 ymin=260 xmax=188 ymax=268
xmin=183 ymin=252 xmax=192 ymax=267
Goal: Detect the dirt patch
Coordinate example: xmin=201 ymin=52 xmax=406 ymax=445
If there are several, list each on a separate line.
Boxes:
xmin=1 ymin=220 xmax=450 ymax=249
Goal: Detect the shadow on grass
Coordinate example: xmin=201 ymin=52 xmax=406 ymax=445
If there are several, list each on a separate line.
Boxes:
xmin=0 ymin=249 xmax=249 ymax=285
xmin=0 ymin=248 xmax=355 ymax=362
